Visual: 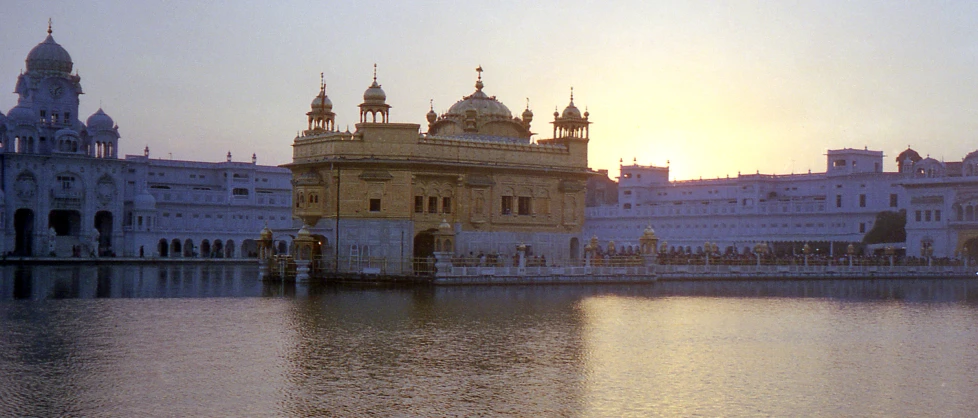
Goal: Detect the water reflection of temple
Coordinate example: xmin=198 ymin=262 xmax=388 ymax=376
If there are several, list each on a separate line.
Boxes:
xmin=0 ymin=264 xmax=261 ymax=299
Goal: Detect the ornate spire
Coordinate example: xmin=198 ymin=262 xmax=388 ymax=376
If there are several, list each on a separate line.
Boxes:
xmin=320 ymin=72 xmax=324 ymax=92
xmin=372 ymin=63 xmax=377 ymax=83
xmin=569 ymin=87 xmax=574 ymax=104
xmin=429 ymin=99 xmax=434 ymax=111
xmin=48 ymin=18 xmax=52 ymax=35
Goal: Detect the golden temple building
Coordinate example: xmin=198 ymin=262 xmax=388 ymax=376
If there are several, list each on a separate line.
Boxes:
xmin=285 ymin=67 xmax=590 ymax=274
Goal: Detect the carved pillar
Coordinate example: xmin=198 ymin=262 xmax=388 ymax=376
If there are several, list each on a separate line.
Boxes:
xmin=517 ymin=242 xmax=527 ymax=276
xmin=258 ymin=225 xmax=274 ymax=280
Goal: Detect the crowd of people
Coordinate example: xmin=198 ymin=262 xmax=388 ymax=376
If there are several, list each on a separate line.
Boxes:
xmin=657 ymin=251 xmax=966 ymax=267
xmin=439 ymin=248 xmax=971 ymax=269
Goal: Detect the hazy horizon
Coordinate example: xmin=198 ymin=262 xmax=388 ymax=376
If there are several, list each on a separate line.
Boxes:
xmin=3 ymin=1 xmax=977 ymax=180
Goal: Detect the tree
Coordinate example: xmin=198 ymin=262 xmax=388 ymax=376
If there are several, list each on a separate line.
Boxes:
xmin=863 ymin=210 xmax=906 ymax=244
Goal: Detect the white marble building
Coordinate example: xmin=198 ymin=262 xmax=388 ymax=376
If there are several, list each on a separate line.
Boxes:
xmin=585 ymin=148 xmax=908 ymax=256
xmin=123 ymin=149 xmax=293 ymax=258
xmin=899 ymin=148 xmax=978 ymax=260
xmin=0 ymin=26 xmax=293 ymax=258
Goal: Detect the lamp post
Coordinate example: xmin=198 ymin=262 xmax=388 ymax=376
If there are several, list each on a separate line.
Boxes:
xmin=802 ymin=243 xmax=811 ymax=267
xmin=753 ymin=242 xmax=768 ymax=267
xmin=847 ymin=243 xmax=856 ymax=267
xmin=922 ymin=245 xmax=933 ymax=268
xmin=639 ymin=225 xmax=659 ymax=268
xmin=704 ymin=241 xmax=712 ymax=267
xmin=884 ymin=245 xmax=895 ymax=267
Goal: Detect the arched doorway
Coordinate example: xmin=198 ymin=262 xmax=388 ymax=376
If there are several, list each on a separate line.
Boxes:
xmin=158 ymin=239 xmax=169 ymax=257
xmin=213 ymin=240 xmax=224 ymax=258
xmin=200 ymin=240 xmax=211 ymax=258
xmin=310 ymin=235 xmax=327 ymax=259
xmin=184 ymin=239 xmax=194 ymax=257
xmin=277 ymin=241 xmax=287 ymax=255
xmin=413 ymin=231 xmax=435 ymax=275
xmin=14 ymin=209 xmax=34 ymax=256
xmin=49 ymin=210 xmax=81 ymax=237
xmin=225 ymin=240 xmax=235 ymax=258
xmin=570 ymin=237 xmax=580 ymax=260
xmin=94 ymin=211 xmax=113 ymax=256
xmin=170 ymin=239 xmax=182 ymax=258
xmin=241 ymin=239 xmax=258 ymax=258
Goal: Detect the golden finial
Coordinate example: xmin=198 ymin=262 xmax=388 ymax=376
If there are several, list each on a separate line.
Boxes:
xmin=320 ymin=72 xmax=324 ymax=90
xmin=525 ymin=97 xmax=530 ymax=110
xmin=474 ymin=65 xmax=484 ymax=91
xmin=570 ymin=87 xmax=574 ymax=103
xmin=429 ymin=99 xmax=434 ymax=111
xmin=48 ymin=18 xmax=52 ymax=35
xmin=373 ymin=63 xmax=377 ymax=82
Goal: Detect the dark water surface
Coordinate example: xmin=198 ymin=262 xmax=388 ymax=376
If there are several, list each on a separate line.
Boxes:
xmin=1 ymin=265 xmax=977 ymax=416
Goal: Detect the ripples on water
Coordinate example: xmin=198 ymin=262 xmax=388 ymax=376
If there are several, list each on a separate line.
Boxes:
xmin=1 ymin=265 xmax=977 ymax=416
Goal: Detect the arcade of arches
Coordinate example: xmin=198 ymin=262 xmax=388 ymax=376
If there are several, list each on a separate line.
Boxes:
xmin=149 ymin=237 xmax=289 ymax=258
xmin=12 ymin=209 xmax=115 ymax=257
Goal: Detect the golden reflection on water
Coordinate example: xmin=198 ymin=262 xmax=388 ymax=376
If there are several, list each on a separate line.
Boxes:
xmin=578 ymin=296 xmax=978 ymax=417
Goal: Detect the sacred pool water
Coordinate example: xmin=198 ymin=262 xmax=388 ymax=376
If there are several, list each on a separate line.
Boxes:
xmin=1 ymin=264 xmax=976 ymax=416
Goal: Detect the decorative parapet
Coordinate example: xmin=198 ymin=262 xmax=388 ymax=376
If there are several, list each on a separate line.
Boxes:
xmin=559 ymin=180 xmax=585 ymax=192
xmin=358 ymin=170 xmax=393 ymax=181
xmin=465 ymin=174 xmax=495 ymax=187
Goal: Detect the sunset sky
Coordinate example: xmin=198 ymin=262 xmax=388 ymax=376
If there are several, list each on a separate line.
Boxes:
xmin=3 ymin=1 xmax=977 ymax=180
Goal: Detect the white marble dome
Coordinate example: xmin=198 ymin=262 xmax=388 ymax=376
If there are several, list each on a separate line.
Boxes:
xmin=86 ymin=108 xmax=115 ymax=131
xmin=7 ymin=105 xmax=35 ymax=126
xmin=26 ymin=32 xmax=73 ymax=74
xmin=134 ymin=190 xmax=157 ymax=210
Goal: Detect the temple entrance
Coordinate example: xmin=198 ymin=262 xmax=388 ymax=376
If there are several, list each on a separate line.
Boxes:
xmin=570 ymin=237 xmax=580 ymax=260
xmin=14 ymin=209 xmax=34 ymax=256
xmin=158 ymin=239 xmax=169 ymax=257
xmin=413 ymin=231 xmax=435 ymax=275
xmin=94 ymin=211 xmax=113 ymax=256
xmin=49 ymin=210 xmax=81 ymax=237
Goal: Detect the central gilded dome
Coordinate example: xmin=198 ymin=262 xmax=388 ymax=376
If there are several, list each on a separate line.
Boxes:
xmin=426 ymin=67 xmax=532 ymax=142
xmin=446 ymin=81 xmax=513 ymax=120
